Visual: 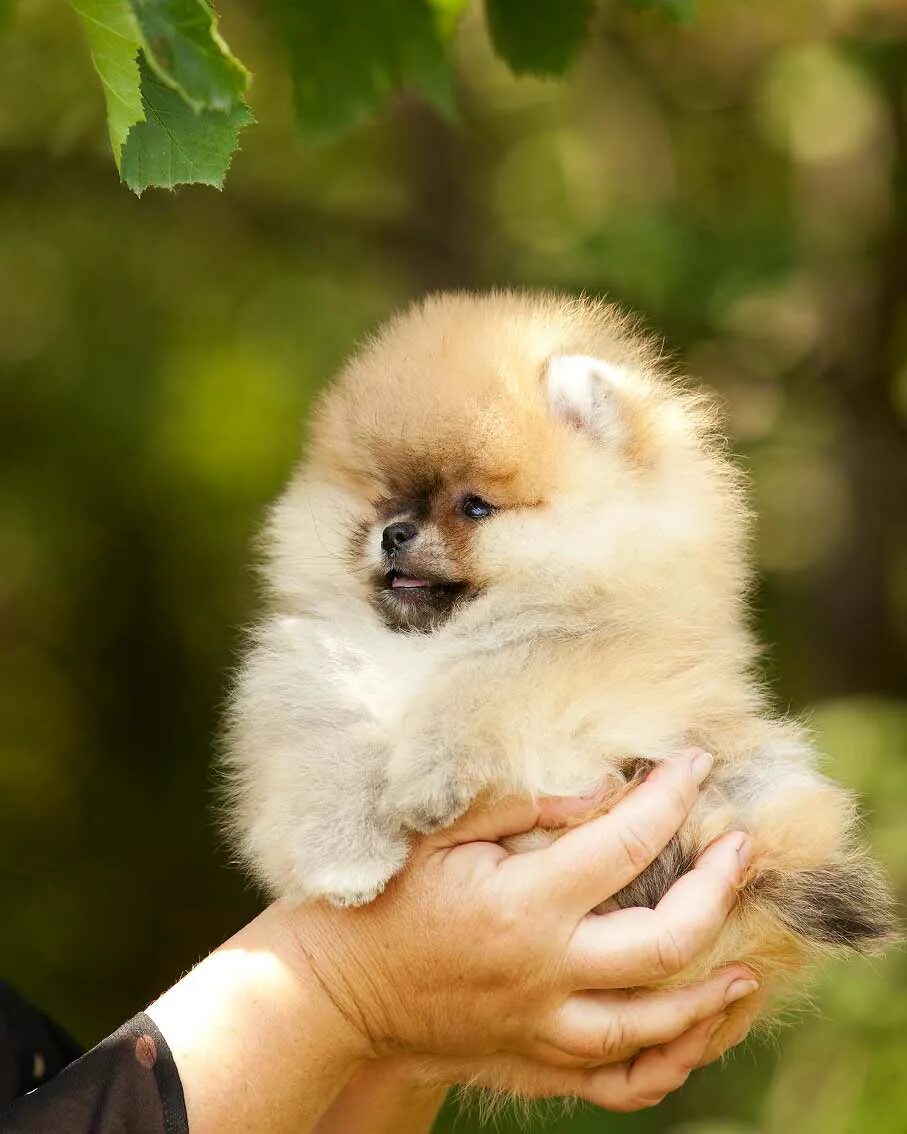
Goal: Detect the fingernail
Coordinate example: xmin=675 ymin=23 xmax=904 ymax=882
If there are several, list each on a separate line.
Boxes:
xmin=689 ymin=749 xmax=713 ymax=784
xmin=725 ymin=978 xmax=760 ymax=1004
xmin=733 ymin=833 xmax=753 ymax=867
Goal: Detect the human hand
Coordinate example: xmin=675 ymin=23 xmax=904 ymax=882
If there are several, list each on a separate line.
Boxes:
xmin=288 ymin=748 xmax=758 ymax=1112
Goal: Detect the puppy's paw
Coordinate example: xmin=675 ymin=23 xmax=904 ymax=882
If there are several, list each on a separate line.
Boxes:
xmin=322 ymin=865 xmax=392 ymax=908
xmin=304 ymin=864 xmax=395 ymax=908
xmin=289 ymin=836 xmax=409 ymax=908
xmin=385 ymin=766 xmax=474 ymax=834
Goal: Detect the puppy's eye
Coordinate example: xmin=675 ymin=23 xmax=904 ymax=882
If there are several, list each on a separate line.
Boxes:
xmin=461 ymin=495 xmax=495 ymax=520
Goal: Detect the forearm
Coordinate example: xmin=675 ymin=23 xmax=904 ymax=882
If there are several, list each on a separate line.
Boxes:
xmin=313 ymin=1060 xmax=447 ymax=1134
xmin=147 ymin=904 xmax=367 ymax=1134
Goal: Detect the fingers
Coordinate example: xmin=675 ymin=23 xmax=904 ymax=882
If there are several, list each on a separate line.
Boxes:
xmin=581 ymin=1014 xmax=726 ymax=1112
xmin=430 ymin=1015 xmax=725 ymax=1111
xmin=427 ymin=784 xmax=609 ymax=849
xmin=568 ymin=830 xmax=751 ymax=988
xmin=696 ymin=981 xmax=768 ymax=1067
xmin=544 ymin=965 xmax=760 ymax=1064
xmin=512 ymin=750 xmax=713 ymax=914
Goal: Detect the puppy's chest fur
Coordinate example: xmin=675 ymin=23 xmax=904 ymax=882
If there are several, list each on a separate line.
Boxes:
xmin=307 ymin=610 xmax=719 ymax=798
xmin=273 ymin=606 xmax=781 ymax=898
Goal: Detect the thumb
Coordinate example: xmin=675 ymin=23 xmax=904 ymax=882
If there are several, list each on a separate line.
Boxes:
xmin=426 ymin=781 xmax=611 ymax=849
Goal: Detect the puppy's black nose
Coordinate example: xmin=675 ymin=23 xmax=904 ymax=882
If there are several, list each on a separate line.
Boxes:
xmin=382 ymin=521 xmax=418 ymax=552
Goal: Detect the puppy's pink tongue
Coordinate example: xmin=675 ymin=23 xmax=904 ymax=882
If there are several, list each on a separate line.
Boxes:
xmin=392 ymin=575 xmax=430 ymax=589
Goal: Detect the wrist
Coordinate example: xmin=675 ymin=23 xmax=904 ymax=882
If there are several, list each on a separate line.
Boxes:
xmin=258 ymin=900 xmax=374 ymax=1064
xmin=148 ymin=903 xmax=370 ymax=1134
xmin=281 ymin=897 xmax=399 ymax=1059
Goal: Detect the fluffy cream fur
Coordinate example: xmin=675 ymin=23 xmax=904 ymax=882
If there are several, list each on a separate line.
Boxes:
xmin=223 ymin=290 xmax=895 ymax=1032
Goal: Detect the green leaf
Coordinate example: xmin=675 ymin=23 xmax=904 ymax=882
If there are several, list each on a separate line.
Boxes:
xmin=69 ymin=0 xmax=145 ymax=166
xmin=120 ymin=57 xmax=253 ymax=194
xmin=485 ymin=0 xmax=593 ymax=77
xmin=71 ymin=0 xmax=250 ymax=184
xmin=263 ymin=0 xmax=456 ymax=140
xmin=126 ymin=0 xmax=248 ymax=111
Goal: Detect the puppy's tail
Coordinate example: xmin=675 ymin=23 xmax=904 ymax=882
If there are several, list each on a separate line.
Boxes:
xmin=751 ymin=853 xmax=900 ymax=956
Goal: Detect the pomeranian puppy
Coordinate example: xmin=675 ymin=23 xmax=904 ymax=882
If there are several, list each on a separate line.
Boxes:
xmin=224 ymin=290 xmax=895 ymax=1020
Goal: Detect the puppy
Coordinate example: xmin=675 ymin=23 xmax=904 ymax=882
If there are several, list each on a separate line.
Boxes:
xmin=223 ymin=290 xmax=895 ymax=1019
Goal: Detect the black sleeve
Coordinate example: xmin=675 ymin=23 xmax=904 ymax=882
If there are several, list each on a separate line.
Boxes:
xmin=1 ymin=991 xmax=188 ymax=1134
xmin=0 ymin=982 xmax=83 ymax=1107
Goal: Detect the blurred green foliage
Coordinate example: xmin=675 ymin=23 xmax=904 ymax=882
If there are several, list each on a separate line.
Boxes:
xmin=62 ymin=0 xmax=690 ymax=192
xmin=1 ymin=0 xmax=906 ymax=1131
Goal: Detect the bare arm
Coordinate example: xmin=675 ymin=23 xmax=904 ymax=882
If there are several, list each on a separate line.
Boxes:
xmin=146 ymin=905 xmax=364 ymax=1134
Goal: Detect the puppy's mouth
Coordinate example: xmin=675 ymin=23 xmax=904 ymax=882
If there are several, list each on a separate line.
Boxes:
xmin=374 ymin=568 xmax=471 ymax=631
xmin=387 ymin=570 xmax=432 ymax=590
xmin=382 ymin=568 xmax=469 ymax=602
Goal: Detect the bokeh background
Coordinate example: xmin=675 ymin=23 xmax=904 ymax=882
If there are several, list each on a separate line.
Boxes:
xmin=2 ymin=0 xmax=906 ymax=1130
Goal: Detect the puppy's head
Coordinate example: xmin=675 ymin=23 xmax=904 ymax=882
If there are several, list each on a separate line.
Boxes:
xmin=266 ymin=291 xmax=750 ymax=634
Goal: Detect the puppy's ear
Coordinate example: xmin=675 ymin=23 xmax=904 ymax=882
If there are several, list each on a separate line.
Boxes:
xmin=545 ymin=355 xmax=628 ymax=444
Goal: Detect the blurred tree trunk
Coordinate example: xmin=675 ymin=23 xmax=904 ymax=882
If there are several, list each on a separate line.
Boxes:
xmin=817 ymin=46 xmax=907 ymax=698
xmin=393 ymin=97 xmax=484 ymax=291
